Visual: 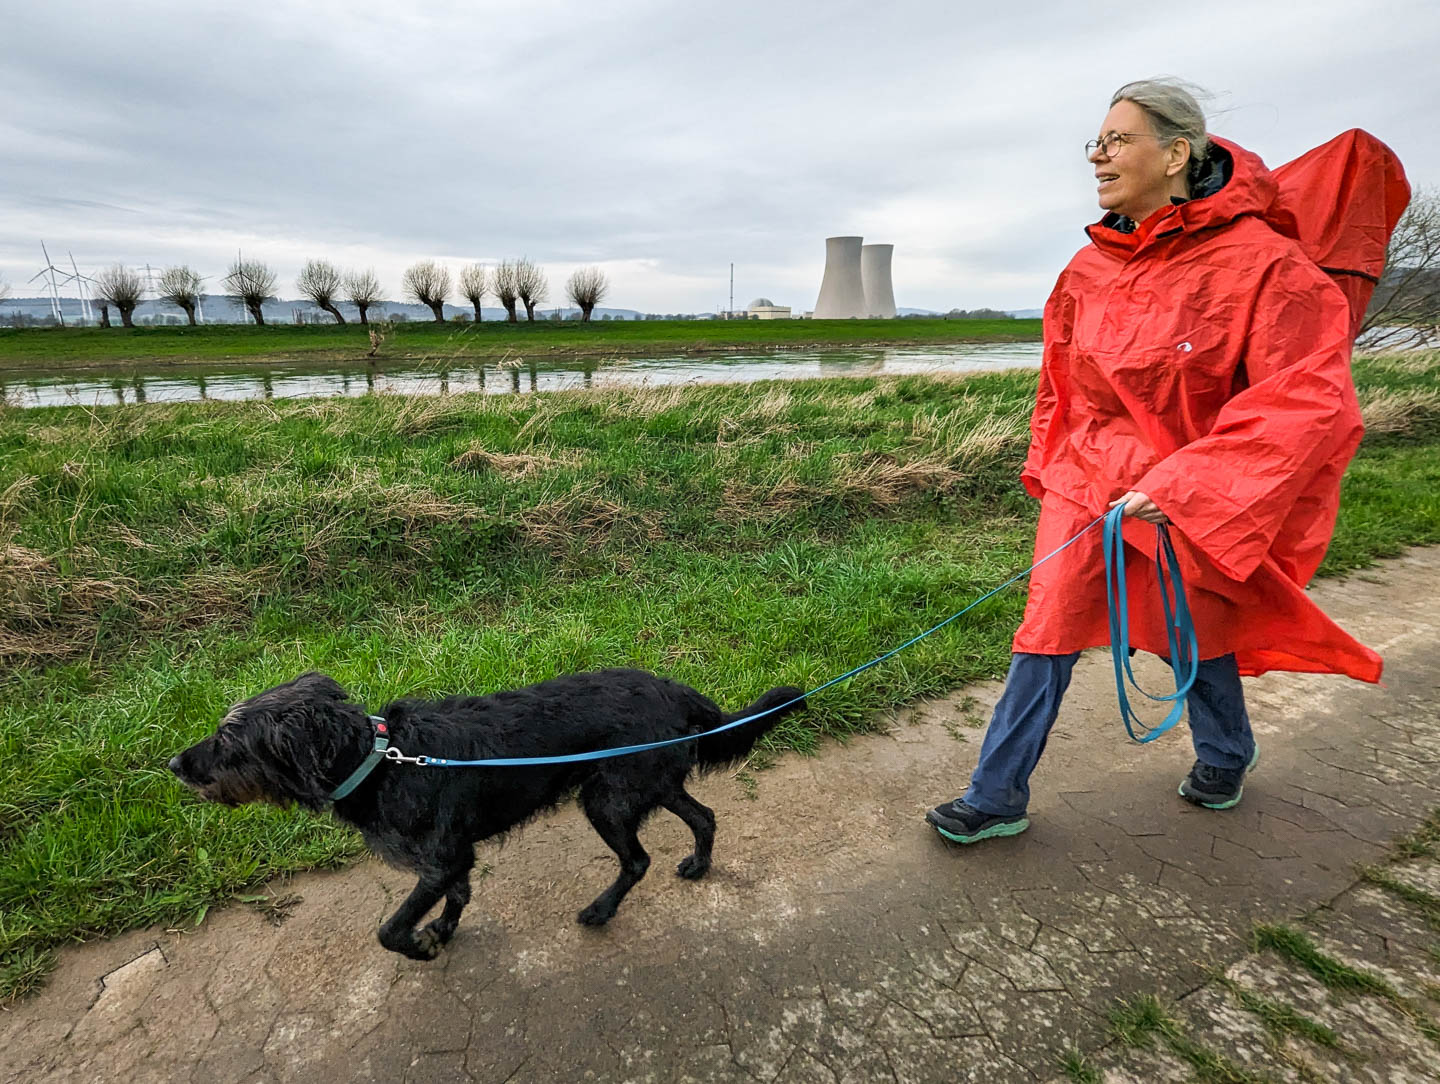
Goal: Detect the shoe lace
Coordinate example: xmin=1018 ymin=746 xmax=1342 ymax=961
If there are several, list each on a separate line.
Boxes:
xmin=1193 ymin=762 xmax=1239 ymax=788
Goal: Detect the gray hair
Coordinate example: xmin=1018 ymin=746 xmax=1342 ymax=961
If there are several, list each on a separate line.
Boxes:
xmin=1111 ymin=78 xmax=1211 ymax=192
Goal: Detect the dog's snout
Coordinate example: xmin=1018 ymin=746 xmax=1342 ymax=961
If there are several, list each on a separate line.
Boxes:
xmin=168 ymin=755 xmax=182 ymax=775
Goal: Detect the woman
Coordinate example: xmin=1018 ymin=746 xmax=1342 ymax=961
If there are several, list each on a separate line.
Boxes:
xmin=927 ymin=78 xmax=1383 ymax=845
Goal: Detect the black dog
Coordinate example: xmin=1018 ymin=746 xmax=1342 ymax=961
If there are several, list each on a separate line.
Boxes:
xmin=170 ymin=669 xmax=804 ymax=960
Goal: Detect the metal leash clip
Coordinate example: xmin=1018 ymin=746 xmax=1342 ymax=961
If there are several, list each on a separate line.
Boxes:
xmin=383 ymin=746 xmax=431 ymax=766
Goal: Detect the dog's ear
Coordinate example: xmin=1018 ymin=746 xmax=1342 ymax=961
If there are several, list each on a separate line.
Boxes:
xmin=222 ymin=673 xmax=369 ymax=810
xmin=289 ymin=671 xmax=352 ymax=702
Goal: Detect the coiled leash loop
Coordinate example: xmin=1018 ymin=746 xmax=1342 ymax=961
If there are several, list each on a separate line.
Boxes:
xmin=1103 ymin=503 xmax=1199 ymax=743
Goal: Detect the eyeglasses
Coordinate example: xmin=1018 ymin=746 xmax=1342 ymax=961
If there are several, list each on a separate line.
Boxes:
xmin=1084 ymin=132 xmax=1165 ymax=159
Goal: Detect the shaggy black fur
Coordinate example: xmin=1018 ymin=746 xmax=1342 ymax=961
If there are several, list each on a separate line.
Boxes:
xmin=170 ymin=669 xmax=804 ymax=960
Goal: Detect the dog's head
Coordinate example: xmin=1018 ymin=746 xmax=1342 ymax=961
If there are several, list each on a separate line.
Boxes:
xmin=169 ymin=672 xmax=369 ymax=810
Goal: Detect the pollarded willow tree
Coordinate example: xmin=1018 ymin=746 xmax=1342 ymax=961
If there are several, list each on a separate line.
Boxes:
xmin=458 ymin=263 xmax=488 ymax=323
xmin=156 ymin=265 xmax=204 ymax=325
xmin=296 ymin=259 xmax=347 ymax=324
xmin=403 ymin=260 xmax=452 ymax=323
xmin=224 ymin=258 xmax=278 ymax=325
xmin=344 ymin=269 xmax=384 ymax=325
xmin=514 ymin=258 xmax=548 ymax=322
xmin=566 ymin=266 xmax=610 ymax=323
xmin=1363 ymin=186 xmax=1440 ymax=349
xmin=492 ymin=260 xmax=520 ymax=323
xmin=94 ymin=264 xmax=145 ymax=328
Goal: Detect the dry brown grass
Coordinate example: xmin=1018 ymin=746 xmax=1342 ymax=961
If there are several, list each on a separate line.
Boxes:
xmin=1358 ymin=387 xmax=1440 ymax=434
xmin=518 ymin=488 xmax=662 ymax=553
xmin=448 ymin=447 xmax=574 ymax=478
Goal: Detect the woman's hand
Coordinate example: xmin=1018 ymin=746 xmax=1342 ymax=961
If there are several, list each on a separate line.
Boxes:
xmin=1110 ymin=490 xmax=1170 ymax=524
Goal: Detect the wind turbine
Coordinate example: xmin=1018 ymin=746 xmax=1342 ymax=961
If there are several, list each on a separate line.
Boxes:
xmin=28 ymin=242 xmax=66 ymax=325
xmin=62 ymin=252 xmax=96 ymax=324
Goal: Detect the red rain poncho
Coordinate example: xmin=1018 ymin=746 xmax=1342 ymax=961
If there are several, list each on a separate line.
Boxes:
xmin=1014 ymin=131 xmax=1409 ymax=681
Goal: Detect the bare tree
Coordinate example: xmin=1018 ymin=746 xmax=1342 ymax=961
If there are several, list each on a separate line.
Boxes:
xmin=492 ymin=260 xmax=520 ymax=323
xmin=296 ymin=259 xmax=347 ymax=324
xmin=156 ymin=265 xmax=204 ymax=325
xmin=566 ymin=266 xmax=610 ymax=323
xmin=1362 ymin=187 xmax=1440 ymax=349
xmin=94 ymin=264 xmax=145 ymax=328
xmin=402 ymin=260 xmax=452 ymax=323
xmin=514 ymin=257 xmax=548 ymax=322
xmin=458 ymin=263 xmax=489 ymax=323
xmin=0 ymin=277 xmax=9 ymax=303
xmin=224 ymin=258 xmax=278 ymax=325
xmin=344 ymin=268 xmax=384 ymax=325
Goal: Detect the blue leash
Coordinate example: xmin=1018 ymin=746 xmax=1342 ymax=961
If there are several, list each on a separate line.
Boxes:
xmin=375 ymin=507 xmax=1197 ymax=772
xmin=1102 ymin=504 xmax=1198 ymax=742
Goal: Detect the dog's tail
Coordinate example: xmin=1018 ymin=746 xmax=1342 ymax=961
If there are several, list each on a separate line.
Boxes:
xmin=696 ymin=686 xmax=807 ymax=767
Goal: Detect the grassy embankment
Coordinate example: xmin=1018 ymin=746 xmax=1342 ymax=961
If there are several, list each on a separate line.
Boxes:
xmin=1 ymin=352 xmax=1437 ymax=1000
xmin=0 ymin=317 xmax=1041 ymax=371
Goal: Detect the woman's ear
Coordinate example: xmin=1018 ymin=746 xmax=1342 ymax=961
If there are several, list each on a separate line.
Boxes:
xmin=1165 ymin=137 xmax=1192 ymax=179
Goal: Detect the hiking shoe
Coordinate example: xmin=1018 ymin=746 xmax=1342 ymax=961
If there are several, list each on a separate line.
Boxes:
xmin=926 ymin=799 xmax=1029 ymax=844
xmin=1179 ymin=745 xmax=1260 ymax=810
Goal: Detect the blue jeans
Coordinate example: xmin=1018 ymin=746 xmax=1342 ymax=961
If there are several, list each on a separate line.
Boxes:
xmin=963 ymin=652 xmax=1256 ymax=817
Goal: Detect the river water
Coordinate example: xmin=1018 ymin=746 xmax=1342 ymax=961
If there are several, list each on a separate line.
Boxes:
xmin=2 ymin=342 xmax=1043 ymax=409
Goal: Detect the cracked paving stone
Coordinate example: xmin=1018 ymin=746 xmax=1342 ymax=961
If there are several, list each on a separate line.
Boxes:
xmin=883 ymin=971 xmax=987 ymax=1038
xmin=1174 ymin=982 xmax=1309 ymax=1084
xmin=1028 ymin=928 xmax=1164 ymax=1008
xmin=680 ymin=1044 xmax=755 ymax=1084
xmin=944 ymin=927 xmax=1064 ymax=992
xmin=404 ymin=1050 xmax=474 ymax=1083
xmin=193 ymin=981 xmax=286 ymax=1084
xmin=773 ymin=1049 xmax=842 ymax=1084
xmin=1331 ymin=886 xmax=1440 ymax=962
xmin=1220 ymin=955 xmax=1438 ymax=1083
xmin=974 ymin=988 xmax=1106 ymax=1078
xmin=69 ymin=945 xmax=167 ymax=1049
xmin=882 ymin=1033 xmax=1032 ymax=1084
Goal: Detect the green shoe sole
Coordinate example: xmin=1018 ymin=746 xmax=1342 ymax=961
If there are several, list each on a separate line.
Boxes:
xmin=933 ymin=817 xmax=1030 ymax=844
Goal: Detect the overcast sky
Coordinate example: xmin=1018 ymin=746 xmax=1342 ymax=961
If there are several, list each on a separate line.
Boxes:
xmin=2 ymin=0 xmax=1437 ymax=315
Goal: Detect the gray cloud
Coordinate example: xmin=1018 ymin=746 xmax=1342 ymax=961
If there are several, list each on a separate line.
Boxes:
xmin=2 ymin=0 xmax=1436 ymax=314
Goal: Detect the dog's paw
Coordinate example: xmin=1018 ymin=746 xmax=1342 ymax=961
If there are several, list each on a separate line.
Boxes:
xmin=422 ymin=918 xmax=457 ymax=947
xmin=577 ymin=902 xmax=615 ymax=927
xmin=676 ymin=854 xmax=710 ymax=880
xmin=412 ymin=928 xmax=443 ymax=959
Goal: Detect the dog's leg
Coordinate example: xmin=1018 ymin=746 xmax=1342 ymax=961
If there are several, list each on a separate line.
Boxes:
xmin=662 ymin=787 xmax=716 ymax=880
xmin=378 ymin=875 xmax=452 ymax=959
xmin=419 ymin=858 xmax=475 ymax=951
xmin=378 ymin=859 xmax=475 ymax=961
xmin=578 ymin=791 xmax=651 ymax=926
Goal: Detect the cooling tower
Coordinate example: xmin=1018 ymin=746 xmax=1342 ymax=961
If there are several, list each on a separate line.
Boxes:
xmin=861 ymin=244 xmax=896 ymax=318
xmin=813 ymin=235 xmax=866 ymax=319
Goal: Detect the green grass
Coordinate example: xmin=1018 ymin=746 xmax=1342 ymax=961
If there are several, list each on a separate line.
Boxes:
xmin=1216 ymin=976 xmax=1345 ymax=1050
xmin=1387 ymin=808 xmax=1440 ymax=862
xmin=1358 ymin=867 xmax=1440 ymax=929
xmin=0 ymin=316 xmax=1040 ymax=371
xmin=1251 ymin=924 xmax=1398 ymax=998
xmin=1057 ymin=1043 xmax=1102 ymax=1083
xmin=0 ymin=353 xmax=1436 ymax=1001
xmin=1107 ymin=995 xmax=1263 ymax=1083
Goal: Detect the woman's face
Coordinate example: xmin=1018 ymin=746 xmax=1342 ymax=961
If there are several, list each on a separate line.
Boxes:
xmin=1089 ymin=99 xmax=1187 ymax=222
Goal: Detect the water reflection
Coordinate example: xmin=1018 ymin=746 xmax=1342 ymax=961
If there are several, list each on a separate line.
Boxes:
xmin=7 ymin=342 xmax=1043 ymax=409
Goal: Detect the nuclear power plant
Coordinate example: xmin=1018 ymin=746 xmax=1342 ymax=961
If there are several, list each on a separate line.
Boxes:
xmin=813 ymin=236 xmax=896 ymax=318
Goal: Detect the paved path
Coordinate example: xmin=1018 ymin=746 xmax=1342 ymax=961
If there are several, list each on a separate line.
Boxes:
xmin=4 ymin=550 xmax=1439 ymax=1083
